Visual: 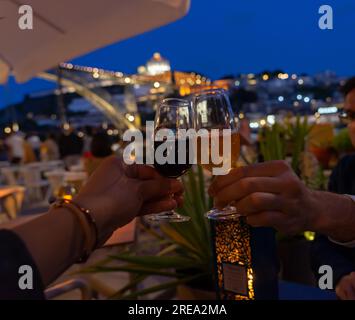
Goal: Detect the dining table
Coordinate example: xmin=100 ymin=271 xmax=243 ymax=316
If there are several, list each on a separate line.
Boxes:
xmin=0 ymin=185 xmax=25 ymax=220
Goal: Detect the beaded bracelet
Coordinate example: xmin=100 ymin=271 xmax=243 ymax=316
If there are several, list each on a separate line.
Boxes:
xmin=52 ymin=199 xmax=99 ymax=263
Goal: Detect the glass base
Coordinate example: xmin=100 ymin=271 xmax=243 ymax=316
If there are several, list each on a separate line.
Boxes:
xmin=205 ymin=205 xmax=240 ymax=221
xmin=146 ymin=211 xmax=191 ymax=223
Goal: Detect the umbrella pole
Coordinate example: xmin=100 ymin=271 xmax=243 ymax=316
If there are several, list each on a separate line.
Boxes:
xmin=56 ymin=66 xmax=67 ymax=127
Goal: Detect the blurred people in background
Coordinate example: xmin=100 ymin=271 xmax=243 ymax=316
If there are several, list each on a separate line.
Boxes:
xmin=82 ymin=126 xmax=93 ymax=153
xmin=23 ymin=138 xmax=36 ymax=164
xmin=0 ymin=138 xmax=8 ymax=162
xmin=311 ymin=76 xmax=355 ymax=300
xmin=26 ymin=132 xmax=41 ymax=160
xmin=58 ymin=128 xmax=84 ymax=168
xmin=5 ymin=132 xmax=25 ymax=164
xmin=341 ymin=77 xmax=355 ymax=148
xmin=83 ymin=131 xmax=113 ymax=176
xmin=41 ymin=133 xmax=60 ymax=161
xmin=240 ymin=118 xmax=252 ymax=146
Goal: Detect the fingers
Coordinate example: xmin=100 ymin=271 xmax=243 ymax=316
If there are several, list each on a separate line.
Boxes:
xmin=343 ymin=273 xmax=355 ymax=300
xmin=212 ymin=177 xmax=281 ymax=207
xmin=101 ymin=157 xmax=158 ymax=180
xmin=215 ymin=192 xmax=281 ymax=214
xmin=139 ymin=190 xmax=184 ymax=216
xmin=209 ymin=160 xmax=290 ymax=196
xmin=336 ymin=275 xmax=355 ymax=300
xmin=139 ymin=178 xmax=183 ymax=202
xmin=245 ymin=211 xmax=284 ymax=228
xmin=174 ymin=195 xmax=184 ymax=207
xmin=139 ymin=197 xmax=177 ymax=216
xmin=172 ymin=188 xmax=184 ymax=207
xmin=348 ymin=276 xmax=355 ymax=300
xmin=335 ymin=287 xmax=346 ymax=300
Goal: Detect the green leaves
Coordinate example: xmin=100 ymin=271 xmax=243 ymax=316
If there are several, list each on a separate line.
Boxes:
xmin=287 ymin=115 xmax=313 ymax=174
xmin=259 ymin=115 xmax=312 ymax=174
xmin=108 ymin=255 xmax=202 ymax=270
xmin=259 ymin=123 xmax=286 ymax=161
xmin=113 ymin=273 xmax=209 ymax=300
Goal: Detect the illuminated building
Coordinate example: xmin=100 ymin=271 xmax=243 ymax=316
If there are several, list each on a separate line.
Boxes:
xmin=146 ymin=53 xmax=171 ymax=76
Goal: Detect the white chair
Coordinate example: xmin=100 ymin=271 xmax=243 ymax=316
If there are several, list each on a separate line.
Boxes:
xmin=47 ymin=160 xmax=65 ymax=167
xmin=43 ymin=160 xmax=65 ymax=172
xmin=69 ymin=163 xmax=84 ymax=172
xmin=21 ymin=166 xmax=50 ymax=202
xmin=64 ymin=171 xmax=88 ymax=192
xmin=1 ymin=167 xmax=19 ymax=185
xmin=26 ymin=161 xmax=64 ymax=174
xmin=45 ymin=170 xmax=66 ymax=199
xmin=0 ymin=161 xmax=10 ymax=168
xmin=0 ymin=162 xmax=10 ymax=185
xmin=0 ymin=186 xmax=25 ymax=221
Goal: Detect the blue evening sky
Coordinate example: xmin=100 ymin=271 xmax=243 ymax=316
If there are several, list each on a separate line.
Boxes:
xmin=1 ymin=0 xmax=354 ymax=108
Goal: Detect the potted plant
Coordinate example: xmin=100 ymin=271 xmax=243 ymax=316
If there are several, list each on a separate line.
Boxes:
xmin=79 ymin=166 xmax=215 ymax=299
xmin=259 ymin=115 xmax=312 ymax=173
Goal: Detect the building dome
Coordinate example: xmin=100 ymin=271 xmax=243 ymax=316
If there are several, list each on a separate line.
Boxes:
xmin=146 ymin=52 xmax=171 ymax=75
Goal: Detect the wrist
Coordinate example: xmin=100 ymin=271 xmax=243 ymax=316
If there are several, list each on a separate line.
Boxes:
xmin=51 ymin=199 xmax=99 ymax=262
xmin=47 ymin=206 xmax=86 ymax=262
xmin=306 ymin=189 xmax=328 ymax=232
xmin=73 ymin=195 xmax=115 ymax=246
xmin=309 ymin=190 xmax=355 ymax=242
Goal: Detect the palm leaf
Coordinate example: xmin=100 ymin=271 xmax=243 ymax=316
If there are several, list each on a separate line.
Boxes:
xmin=108 ymin=254 xmax=200 ymax=270
xmin=160 ymin=223 xmax=203 ymax=259
xmin=109 ymin=274 xmax=147 ymax=299
xmin=81 ymin=265 xmax=185 ymax=278
xmin=157 ymin=244 xmax=180 ymax=256
xmin=114 ymin=273 xmax=209 ymax=300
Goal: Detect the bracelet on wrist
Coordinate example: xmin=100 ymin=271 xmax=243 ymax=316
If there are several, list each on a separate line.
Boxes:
xmin=52 ymin=199 xmax=98 ymax=263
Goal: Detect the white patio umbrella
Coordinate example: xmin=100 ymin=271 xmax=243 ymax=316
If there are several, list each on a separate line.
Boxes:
xmin=0 ymin=0 xmax=190 ymax=83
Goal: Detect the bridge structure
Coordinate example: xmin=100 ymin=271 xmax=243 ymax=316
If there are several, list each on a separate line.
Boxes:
xmin=38 ymin=62 xmax=210 ymax=131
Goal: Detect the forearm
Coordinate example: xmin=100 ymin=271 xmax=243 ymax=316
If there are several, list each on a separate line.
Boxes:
xmin=311 ymin=235 xmax=355 ymax=286
xmin=7 ymin=207 xmax=84 ymax=286
xmin=309 ymin=190 xmax=355 ymax=242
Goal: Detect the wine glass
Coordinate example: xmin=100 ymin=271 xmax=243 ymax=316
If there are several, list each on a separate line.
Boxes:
xmin=193 ymin=88 xmax=240 ymax=220
xmin=146 ymin=98 xmax=193 ymax=223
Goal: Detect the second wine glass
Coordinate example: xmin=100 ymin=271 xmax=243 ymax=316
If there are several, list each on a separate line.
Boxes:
xmin=193 ymin=89 xmax=240 ymax=220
